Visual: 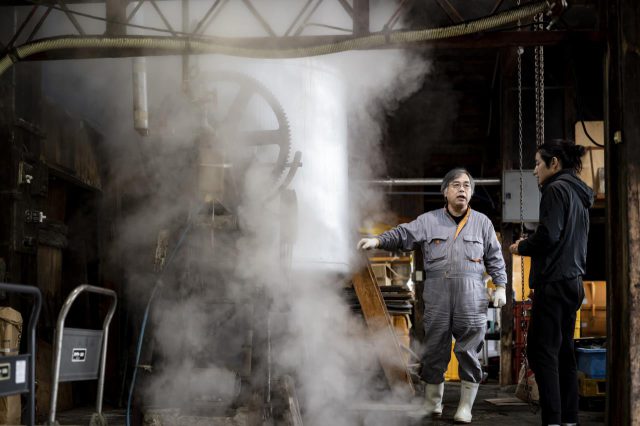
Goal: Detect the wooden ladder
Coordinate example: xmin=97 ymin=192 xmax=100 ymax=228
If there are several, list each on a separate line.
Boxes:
xmin=352 ymin=262 xmax=415 ymax=397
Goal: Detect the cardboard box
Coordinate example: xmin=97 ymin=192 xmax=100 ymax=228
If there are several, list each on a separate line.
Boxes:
xmin=581 ymin=281 xmax=606 ymax=337
xmin=0 ymin=307 xmax=22 ymax=425
xmin=580 ymin=309 xmax=606 ymax=337
xmin=575 ymin=121 xmax=605 ymax=195
xmin=0 ymin=308 xmax=22 ymax=354
xmin=583 ymin=281 xmax=606 ymax=309
xmin=512 ymin=255 xmax=532 ymax=301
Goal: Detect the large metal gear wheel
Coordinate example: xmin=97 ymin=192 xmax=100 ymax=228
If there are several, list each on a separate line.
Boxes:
xmin=196 ymin=70 xmax=292 ymax=182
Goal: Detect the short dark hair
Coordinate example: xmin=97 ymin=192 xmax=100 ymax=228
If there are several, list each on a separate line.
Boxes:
xmin=537 ymin=139 xmax=586 ymax=173
xmin=441 ymin=168 xmax=475 ymax=196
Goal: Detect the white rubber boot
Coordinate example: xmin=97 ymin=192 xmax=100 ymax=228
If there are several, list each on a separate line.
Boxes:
xmin=424 ymin=382 xmax=444 ymax=417
xmin=454 ymin=380 xmax=479 ymax=423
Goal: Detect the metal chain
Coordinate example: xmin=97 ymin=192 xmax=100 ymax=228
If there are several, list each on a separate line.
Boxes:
xmin=534 ymin=12 xmax=545 ymax=147
xmin=518 ymin=46 xmax=524 ymax=240
xmin=515 ymin=1 xmax=535 ymax=406
xmin=533 ymin=13 xmax=537 ymax=144
xmin=538 ymin=41 xmax=544 ymax=147
xmin=514 ymin=11 xmax=544 ymax=413
xmin=516 ymin=42 xmax=534 ymax=409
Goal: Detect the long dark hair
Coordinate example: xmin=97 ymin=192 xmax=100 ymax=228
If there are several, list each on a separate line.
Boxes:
xmin=537 ymin=139 xmax=586 ymax=173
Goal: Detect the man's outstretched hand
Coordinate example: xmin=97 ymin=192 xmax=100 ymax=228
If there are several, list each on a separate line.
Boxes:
xmin=357 ymin=238 xmax=380 ymax=251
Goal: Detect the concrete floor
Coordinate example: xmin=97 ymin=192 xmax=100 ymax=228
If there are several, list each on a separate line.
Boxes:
xmin=52 ymin=383 xmax=605 ymax=426
xmin=355 ymin=382 xmax=605 ymax=426
xmin=422 ymin=382 xmax=604 ymax=425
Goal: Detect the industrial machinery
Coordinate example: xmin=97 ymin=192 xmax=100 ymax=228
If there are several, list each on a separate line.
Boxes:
xmin=131 ymin=68 xmax=304 ymax=426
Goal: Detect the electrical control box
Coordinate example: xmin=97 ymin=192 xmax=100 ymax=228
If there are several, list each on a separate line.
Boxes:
xmin=502 ymin=170 xmax=540 ymax=223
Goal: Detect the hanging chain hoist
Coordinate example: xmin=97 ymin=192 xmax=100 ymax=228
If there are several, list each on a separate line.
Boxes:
xmin=534 ymin=12 xmax=545 ymax=147
xmin=515 ymin=4 xmax=544 ymax=411
xmin=516 ymin=41 xmax=535 ymax=409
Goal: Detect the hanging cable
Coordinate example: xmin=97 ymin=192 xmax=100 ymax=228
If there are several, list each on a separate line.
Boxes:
xmin=568 ymin=48 xmax=605 ymax=147
xmin=125 ymin=212 xmax=195 ymax=426
xmin=580 ymin=120 xmax=604 ymax=147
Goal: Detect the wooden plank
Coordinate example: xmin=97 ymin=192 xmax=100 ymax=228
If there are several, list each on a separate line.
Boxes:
xmin=352 ymin=264 xmax=415 ymax=397
xmin=36 ymin=340 xmax=74 ymax=418
xmin=73 ymin=121 xmax=102 ymax=189
xmin=485 ymin=397 xmax=527 ymax=406
xmin=37 ymin=246 xmax=62 ymax=298
xmin=605 ymin=0 xmax=640 ymax=423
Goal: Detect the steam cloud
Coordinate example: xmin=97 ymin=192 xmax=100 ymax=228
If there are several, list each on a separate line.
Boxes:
xmin=38 ymin=2 xmax=431 ymax=424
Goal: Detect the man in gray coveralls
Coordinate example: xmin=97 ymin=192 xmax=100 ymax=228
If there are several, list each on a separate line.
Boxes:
xmin=358 ymin=168 xmax=508 ymax=424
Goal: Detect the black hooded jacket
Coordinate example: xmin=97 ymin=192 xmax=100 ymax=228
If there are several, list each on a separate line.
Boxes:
xmin=518 ymin=169 xmax=594 ymax=288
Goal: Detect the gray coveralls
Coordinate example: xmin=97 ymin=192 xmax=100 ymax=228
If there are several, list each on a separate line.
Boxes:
xmin=377 ymin=208 xmax=507 ymax=383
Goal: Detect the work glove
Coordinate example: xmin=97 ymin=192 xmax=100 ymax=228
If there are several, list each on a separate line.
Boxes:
xmin=357 ymin=238 xmax=380 ymax=251
xmin=492 ymin=287 xmax=507 ymax=308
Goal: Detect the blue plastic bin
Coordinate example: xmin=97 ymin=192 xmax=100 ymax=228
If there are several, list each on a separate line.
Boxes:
xmin=576 ymin=347 xmax=606 ymax=379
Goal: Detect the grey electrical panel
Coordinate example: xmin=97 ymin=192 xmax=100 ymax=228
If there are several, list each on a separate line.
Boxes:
xmin=502 ymin=170 xmax=540 ymax=223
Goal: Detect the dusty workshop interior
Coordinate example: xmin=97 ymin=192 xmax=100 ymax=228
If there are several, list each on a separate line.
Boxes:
xmin=0 ymin=0 xmax=638 ymax=425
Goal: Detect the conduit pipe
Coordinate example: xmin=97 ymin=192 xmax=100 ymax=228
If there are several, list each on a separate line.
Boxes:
xmin=367 ymin=178 xmax=501 ymax=186
xmin=130 ymin=7 xmax=149 ymax=136
xmin=0 ymin=1 xmax=552 ymax=77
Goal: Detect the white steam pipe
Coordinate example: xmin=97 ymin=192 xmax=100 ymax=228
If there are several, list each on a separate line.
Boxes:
xmin=130 ymin=7 xmax=149 ymax=136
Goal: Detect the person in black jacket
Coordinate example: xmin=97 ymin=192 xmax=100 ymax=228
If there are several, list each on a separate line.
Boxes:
xmin=510 ymin=139 xmax=593 ymax=426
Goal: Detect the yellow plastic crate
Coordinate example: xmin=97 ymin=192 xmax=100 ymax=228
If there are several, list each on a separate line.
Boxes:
xmin=578 ymin=371 xmax=606 ymax=397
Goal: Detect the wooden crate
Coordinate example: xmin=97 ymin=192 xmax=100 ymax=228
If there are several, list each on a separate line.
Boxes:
xmin=578 ymin=371 xmax=606 ymax=397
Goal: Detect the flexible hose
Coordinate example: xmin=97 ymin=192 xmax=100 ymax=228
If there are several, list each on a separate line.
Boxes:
xmin=0 ymin=1 xmax=550 ymax=77
xmin=125 ymin=282 xmax=158 ymax=426
xmin=126 ymin=216 xmax=193 ymax=426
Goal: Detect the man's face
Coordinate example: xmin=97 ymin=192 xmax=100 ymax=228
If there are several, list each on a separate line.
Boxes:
xmin=445 ymin=173 xmax=472 ymax=211
xmin=533 ymin=152 xmax=558 ymax=186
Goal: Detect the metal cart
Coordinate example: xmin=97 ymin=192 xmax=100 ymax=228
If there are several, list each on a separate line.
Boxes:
xmin=0 ymin=282 xmax=42 ymax=426
xmin=48 ymin=285 xmax=117 ymax=426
